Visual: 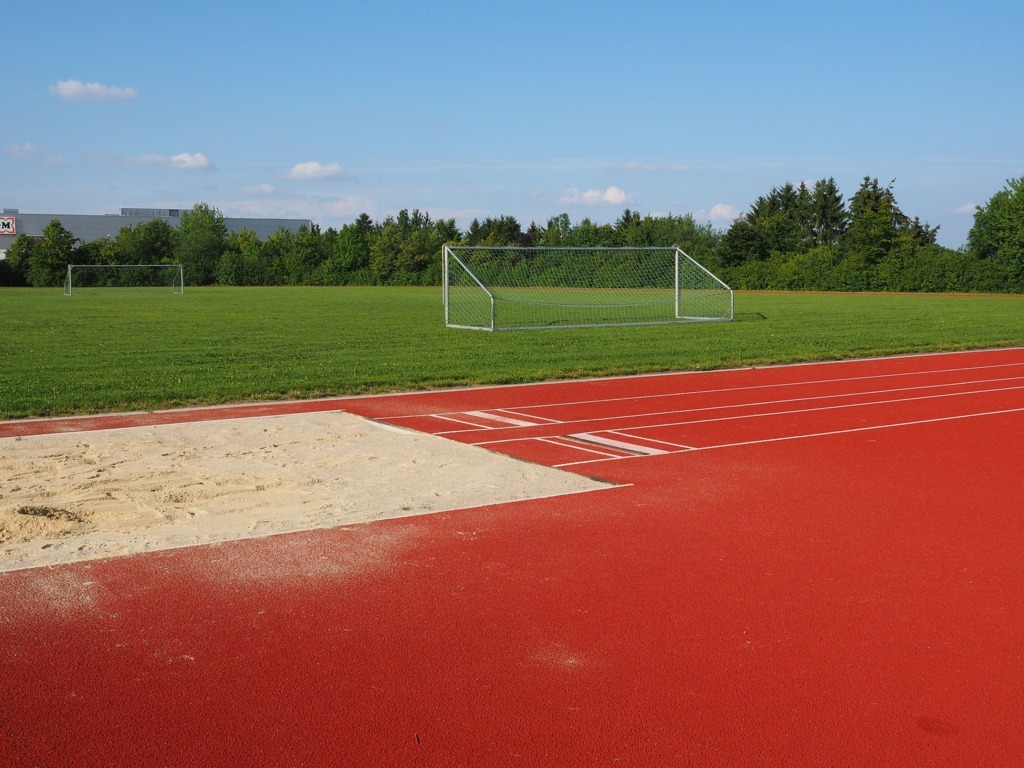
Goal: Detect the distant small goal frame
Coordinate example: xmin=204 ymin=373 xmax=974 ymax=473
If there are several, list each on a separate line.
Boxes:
xmin=443 ymin=244 xmax=733 ymax=331
xmin=64 ymin=264 xmax=185 ymax=295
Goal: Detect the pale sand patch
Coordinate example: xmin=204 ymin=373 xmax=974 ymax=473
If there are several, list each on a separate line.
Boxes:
xmin=0 ymin=411 xmax=609 ymax=572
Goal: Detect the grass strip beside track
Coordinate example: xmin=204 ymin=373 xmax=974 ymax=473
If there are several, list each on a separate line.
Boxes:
xmin=1 ymin=286 xmax=1023 ymax=419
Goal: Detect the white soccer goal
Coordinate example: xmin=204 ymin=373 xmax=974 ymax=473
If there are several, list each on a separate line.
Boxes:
xmin=443 ymin=245 xmax=733 ymax=331
xmin=64 ymin=264 xmax=185 ymax=295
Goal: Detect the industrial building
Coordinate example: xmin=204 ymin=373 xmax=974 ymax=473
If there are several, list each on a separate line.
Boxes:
xmin=0 ymin=207 xmax=312 ymax=258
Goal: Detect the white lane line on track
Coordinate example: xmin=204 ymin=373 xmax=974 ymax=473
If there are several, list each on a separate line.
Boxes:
xmin=507 ymin=360 xmax=1024 ymax=413
xmin=414 ymin=360 xmax=1024 ymax=430
xmin=469 ymin=382 xmax=1024 ymax=447
xmin=436 ymin=374 xmax=1024 ymax=434
xmin=552 ymin=404 xmax=1024 ymax=467
xmin=616 ymin=381 xmax=1024 ymax=436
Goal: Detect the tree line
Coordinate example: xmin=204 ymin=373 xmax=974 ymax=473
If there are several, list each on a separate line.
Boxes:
xmin=3 ymin=177 xmax=1023 ymax=293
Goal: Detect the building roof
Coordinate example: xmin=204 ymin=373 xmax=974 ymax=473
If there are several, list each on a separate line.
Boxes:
xmin=0 ymin=207 xmax=312 ymax=247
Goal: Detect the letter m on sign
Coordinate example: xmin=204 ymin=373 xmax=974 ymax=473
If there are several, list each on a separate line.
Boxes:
xmin=0 ymin=217 xmax=14 ymax=235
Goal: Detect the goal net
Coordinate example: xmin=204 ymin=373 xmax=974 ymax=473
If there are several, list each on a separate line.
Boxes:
xmin=64 ymin=264 xmax=185 ymax=295
xmin=443 ymin=245 xmax=733 ymax=330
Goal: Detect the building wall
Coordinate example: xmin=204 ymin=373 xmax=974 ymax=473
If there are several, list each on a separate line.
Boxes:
xmin=0 ymin=207 xmax=312 ymax=255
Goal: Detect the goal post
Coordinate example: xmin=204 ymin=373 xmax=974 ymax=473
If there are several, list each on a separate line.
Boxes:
xmin=443 ymin=245 xmax=733 ymax=331
xmin=64 ymin=264 xmax=185 ymax=295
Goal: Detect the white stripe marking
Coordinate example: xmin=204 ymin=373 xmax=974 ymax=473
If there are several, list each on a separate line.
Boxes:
xmin=434 ymin=373 xmax=1024 ymax=435
xmin=538 ymin=436 xmax=623 ymax=459
xmin=607 ymin=430 xmax=694 ymax=450
xmin=433 ymin=413 xmax=496 ymax=428
xmin=496 ymin=409 xmax=562 ymax=424
xmin=464 ymin=410 xmax=543 ymax=427
xmin=569 ymin=433 xmax=669 ymax=456
xmin=553 ymin=405 xmax=1024 ymax=467
xmin=472 ymin=381 xmax=1024 ymax=446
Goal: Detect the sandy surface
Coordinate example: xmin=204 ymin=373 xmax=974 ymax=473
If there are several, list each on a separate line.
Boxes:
xmin=0 ymin=411 xmax=608 ymax=572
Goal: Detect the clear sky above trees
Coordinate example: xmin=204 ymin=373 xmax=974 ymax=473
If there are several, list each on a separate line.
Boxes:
xmin=2 ymin=1 xmax=1022 ymax=249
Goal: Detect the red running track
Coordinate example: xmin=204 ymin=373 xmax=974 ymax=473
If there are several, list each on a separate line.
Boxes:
xmin=3 ymin=348 xmax=1024 ymax=766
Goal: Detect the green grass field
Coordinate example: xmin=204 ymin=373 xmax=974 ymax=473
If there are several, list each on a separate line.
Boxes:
xmin=2 ymin=286 xmax=1022 ymax=419
xmin=447 ymin=286 xmax=732 ymax=329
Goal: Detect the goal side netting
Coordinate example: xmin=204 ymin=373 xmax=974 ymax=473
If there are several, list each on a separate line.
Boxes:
xmin=64 ymin=264 xmax=185 ymax=295
xmin=443 ymin=246 xmax=733 ymax=331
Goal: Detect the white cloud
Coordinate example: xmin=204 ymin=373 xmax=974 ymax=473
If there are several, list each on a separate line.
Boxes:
xmin=559 ymin=186 xmax=628 ymax=206
xmin=324 ymin=197 xmax=372 ymax=217
xmin=126 ymin=152 xmax=212 ymax=170
xmin=707 ymin=203 xmax=742 ymax=223
xmin=166 ymin=152 xmax=211 ymax=170
xmin=6 ymin=143 xmax=38 ymax=157
xmin=287 ymin=161 xmax=350 ymax=180
xmin=228 ymin=195 xmax=373 ymax=223
xmin=242 ymin=183 xmax=277 ymax=195
xmin=953 ymin=203 xmax=978 ymax=215
xmin=6 ymin=142 xmax=65 ymax=165
xmin=50 ymin=79 xmax=138 ymax=102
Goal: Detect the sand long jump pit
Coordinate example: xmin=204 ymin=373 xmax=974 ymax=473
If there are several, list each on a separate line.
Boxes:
xmin=0 ymin=411 xmax=608 ymax=572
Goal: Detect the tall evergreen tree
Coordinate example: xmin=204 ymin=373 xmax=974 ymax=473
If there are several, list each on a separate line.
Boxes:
xmin=537 ymin=214 xmax=572 ymax=247
xmin=720 ymin=219 xmax=769 ymax=266
xmin=745 ymin=182 xmax=814 ymax=254
xmin=810 ymin=177 xmax=848 ymax=247
xmin=464 ymin=215 xmax=525 ymax=246
xmin=844 ymin=178 xmax=937 ymax=265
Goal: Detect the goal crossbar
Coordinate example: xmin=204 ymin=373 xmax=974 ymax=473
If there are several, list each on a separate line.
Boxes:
xmin=443 ymin=245 xmax=732 ymax=331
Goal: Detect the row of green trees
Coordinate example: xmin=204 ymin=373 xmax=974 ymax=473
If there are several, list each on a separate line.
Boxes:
xmin=719 ymin=177 xmax=1024 ymax=294
xmin=3 ymin=177 xmax=1024 ymax=293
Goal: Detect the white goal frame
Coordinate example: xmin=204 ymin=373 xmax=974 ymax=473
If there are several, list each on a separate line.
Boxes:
xmin=443 ymin=245 xmax=733 ymax=331
xmin=64 ymin=264 xmax=185 ymax=295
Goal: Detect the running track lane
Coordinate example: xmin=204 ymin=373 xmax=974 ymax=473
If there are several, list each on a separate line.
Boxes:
xmin=2 ymin=348 xmax=1024 ymax=766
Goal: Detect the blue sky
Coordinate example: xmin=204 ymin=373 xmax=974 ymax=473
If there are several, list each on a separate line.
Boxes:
xmin=3 ymin=1 xmax=1021 ymax=248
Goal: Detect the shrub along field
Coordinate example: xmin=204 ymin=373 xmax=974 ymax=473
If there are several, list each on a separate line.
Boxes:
xmin=1 ymin=286 xmax=1023 ymax=419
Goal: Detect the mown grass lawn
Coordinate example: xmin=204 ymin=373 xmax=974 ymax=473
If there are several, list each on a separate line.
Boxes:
xmin=1 ymin=286 xmax=1022 ymax=419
